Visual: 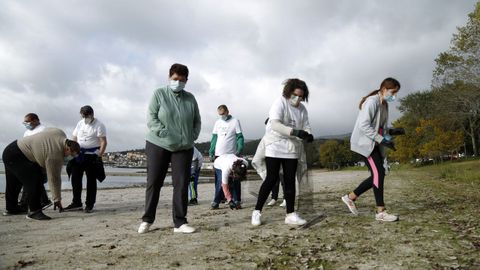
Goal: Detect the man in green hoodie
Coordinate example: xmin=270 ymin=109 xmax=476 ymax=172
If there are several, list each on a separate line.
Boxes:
xmin=138 ymin=63 xmax=201 ymax=234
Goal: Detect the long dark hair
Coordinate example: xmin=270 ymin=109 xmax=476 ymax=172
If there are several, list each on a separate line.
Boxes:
xmin=230 ymin=160 xmax=247 ymax=182
xmin=359 ymin=77 xmax=401 ymax=109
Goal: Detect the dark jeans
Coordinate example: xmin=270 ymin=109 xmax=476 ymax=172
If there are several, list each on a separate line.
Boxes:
xmin=3 ymin=141 xmax=44 ymax=212
xmin=353 ymin=146 xmax=385 ymax=206
xmin=213 ymin=169 xmax=241 ymax=203
xmin=255 ymin=157 xmax=298 ymax=213
xmin=70 ymin=154 xmax=98 ymax=207
xmin=232 ymin=178 xmax=241 ymax=202
xmin=142 ymin=141 xmax=193 ymax=228
xmin=213 ymin=168 xmax=225 ymax=203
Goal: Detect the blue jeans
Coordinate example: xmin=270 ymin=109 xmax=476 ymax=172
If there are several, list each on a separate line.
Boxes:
xmin=213 ymin=169 xmax=225 ymax=204
xmin=213 ymin=169 xmax=241 ymax=203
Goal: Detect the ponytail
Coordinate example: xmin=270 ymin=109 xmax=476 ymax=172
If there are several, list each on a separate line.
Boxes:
xmin=358 ymin=77 xmax=401 ymax=110
xmin=359 ymin=90 xmax=380 ymax=109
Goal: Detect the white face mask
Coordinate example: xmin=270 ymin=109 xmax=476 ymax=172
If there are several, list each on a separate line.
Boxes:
xmin=84 ymin=117 xmax=93 ymax=124
xmin=384 ymin=90 xmax=397 ymax=103
xmin=169 ymin=80 xmax=186 ymax=92
xmin=290 ymin=94 xmax=301 ymax=107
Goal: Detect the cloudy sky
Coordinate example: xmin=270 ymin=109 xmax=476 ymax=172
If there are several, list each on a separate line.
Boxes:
xmin=0 ymin=0 xmax=477 ymax=152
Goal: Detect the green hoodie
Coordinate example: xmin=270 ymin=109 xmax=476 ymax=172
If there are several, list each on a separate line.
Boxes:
xmin=146 ymin=86 xmax=201 ymax=152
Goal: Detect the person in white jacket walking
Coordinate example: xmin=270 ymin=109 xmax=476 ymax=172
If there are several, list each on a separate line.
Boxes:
xmin=251 ymin=78 xmax=314 ymax=227
xmin=341 ymin=77 xmax=401 ymax=222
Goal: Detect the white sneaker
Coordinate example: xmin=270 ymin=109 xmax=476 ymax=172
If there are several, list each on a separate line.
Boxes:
xmin=173 ymin=224 xmax=196 ymax=233
xmin=138 ymin=222 xmax=152 ymax=234
xmin=267 ymin=199 xmax=277 ymax=206
xmin=251 ymin=210 xmax=262 ymax=226
xmin=279 ymin=199 xmax=286 ymax=208
xmin=375 ymin=210 xmax=399 ymax=222
xmin=341 ymin=195 xmax=359 ymax=216
xmin=285 ymin=212 xmax=307 ymax=226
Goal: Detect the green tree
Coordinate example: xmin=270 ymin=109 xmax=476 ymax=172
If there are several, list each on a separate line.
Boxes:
xmin=388 ymin=118 xmax=421 ymax=163
xmin=433 ymin=2 xmax=480 ymax=155
xmin=416 ymin=119 xmax=464 ymax=162
xmin=433 ymin=81 xmax=480 ymax=156
xmin=319 ymin=140 xmax=341 ymax=169
xmin=433 ymin=2 xmax=480 ymax=87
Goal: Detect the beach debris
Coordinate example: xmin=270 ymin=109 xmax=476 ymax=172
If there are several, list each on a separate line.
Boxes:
xmin=298 ymin=213 xmax=326 ymax=229
xmin=15 ymin=259 xmax=35 ymax=268
xmin=169 ymin=261 xmax=181 ymax=267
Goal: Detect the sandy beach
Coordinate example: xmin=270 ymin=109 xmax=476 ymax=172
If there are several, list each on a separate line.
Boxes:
xmin=1 ymin=168 xmax=478 ymax=269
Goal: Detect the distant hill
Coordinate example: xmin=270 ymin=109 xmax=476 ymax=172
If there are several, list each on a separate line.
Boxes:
xmin=194 ymin=139 xmax=261 ymax=156
xmin=317 ymin=133 xmax=351 ymax=140
xmin=106 ymin=133 xmax=352 ymax=156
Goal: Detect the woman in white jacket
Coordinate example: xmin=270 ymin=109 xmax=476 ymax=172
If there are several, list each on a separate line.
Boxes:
xmin=251 ymin=78 xmax=314 ymax=226
xmin=342 ymin=77 xmax=401 ymax=222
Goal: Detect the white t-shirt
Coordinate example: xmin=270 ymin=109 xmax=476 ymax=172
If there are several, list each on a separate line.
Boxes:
xmin=213 ymin=154 xmax=248 ymax=184
xmin=265 ymin=96 xmax=310 ymax=159
xmin=23 ymin=124 xmax=46 ymax=137
xmin=73 ymin=118 xmax=107 ymax=150
xmin=212 ymin=116 xmax=243 ymax=156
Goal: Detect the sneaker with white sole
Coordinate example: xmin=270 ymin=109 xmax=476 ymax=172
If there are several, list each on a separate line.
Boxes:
xmin=138 ymin=222 xmax=152 ymax=234
xmin=279 ymin=199 xmax=286 ymax=208
xmin=26 ymin=210 xmax=51 ymax=221
xmin=251 ymin=210 xmax=262 ymax=226
xmin=341 ymin=195 xmax=359 ymax=216
xmin=63 ymin=203 xmax=83 ymax=212
xmin=173 ymin=224 xmax=196 ymax=233
xmin=285 ymin=212 xmax=307 ymax=226
xmin=267 ymin=199 xmax=277 ymax=206
xmin=375 ymin=210 xmax=399 ymax=222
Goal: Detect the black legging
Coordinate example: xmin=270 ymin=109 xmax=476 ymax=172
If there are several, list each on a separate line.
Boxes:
xmin=255 ymin=157 xmax=297 ymax=213
xmin=270 ymin=174 xmax=285 ymax=200
xmin=353 ymin=146 xmax=385 ymax=206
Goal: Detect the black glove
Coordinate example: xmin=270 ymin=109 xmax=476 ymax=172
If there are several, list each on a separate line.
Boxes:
xmin=54 ymin=201 xmax=64 ymax=213
xmin=228 ymin=200 xmax=238 ymax=210
xmin=305 ymin=134 xmax=314 ymax=143
xmin=389 ymin=128 xmax=405 ymax=136
xmin=380 ymin=139 xmax=396 ymax=151
xmin=291 ymin=129 xmax=309 ymax=140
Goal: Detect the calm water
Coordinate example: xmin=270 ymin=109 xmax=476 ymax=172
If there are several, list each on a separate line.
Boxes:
xmin=0 ymin=162 xmax=166 ymax=192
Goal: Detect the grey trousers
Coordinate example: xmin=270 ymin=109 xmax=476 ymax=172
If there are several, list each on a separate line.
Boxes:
xmin=142 ymin=141 xmax=193 ymax=228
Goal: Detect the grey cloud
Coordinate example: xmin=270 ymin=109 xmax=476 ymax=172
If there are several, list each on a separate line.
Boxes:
xmin=0 ymin=0 xmax=477 ymax=152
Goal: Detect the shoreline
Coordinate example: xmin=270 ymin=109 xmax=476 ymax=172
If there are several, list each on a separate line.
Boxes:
xmin=2 ymin=167 xmax=479 ymax=269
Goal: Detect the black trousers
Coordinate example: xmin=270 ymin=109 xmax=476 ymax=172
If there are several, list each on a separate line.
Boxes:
xmin=2 ymin=141 xmax=44 ymax=212
xmin=255 ymin=157 xmax=297 ymax=213
xmin=270 ymin=174 xmax=285 ymax=200
xmin=142 ymin=141 xmax=193 ymax=228
xmin=353 ymin=146 xmax=385 ymax=206
xmin=70 ymin=154 xmax=98 ymax=207
xmin=19 ymin=184 xmax=50 ymax=208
